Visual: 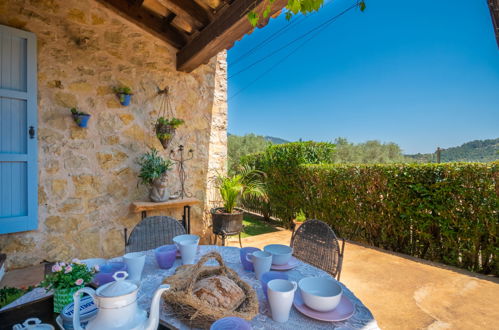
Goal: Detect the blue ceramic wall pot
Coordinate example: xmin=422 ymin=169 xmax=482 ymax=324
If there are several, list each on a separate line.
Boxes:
xmin=73 ymin=114 xmax=91 ymax=128
xmin=119 ymin=93 xmax=131 ymax=106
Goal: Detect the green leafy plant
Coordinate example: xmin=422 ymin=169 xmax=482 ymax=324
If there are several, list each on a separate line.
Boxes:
xmin=216 ymin=166 xmax=266 ymax=213
xmin=295 ymin=209 xmax=306 ymax=222
xmin=40 ymin=260 xmax=95 ymax=291
xmin=137 ymin=148 xmax=173 ymax=186
xmin=247 ymin=0 xmax=366 ymax=27
xmin=0 ymin=286 xmax=33 ymax=308
xmin=156 ymin=117 xmax=185 ymax=129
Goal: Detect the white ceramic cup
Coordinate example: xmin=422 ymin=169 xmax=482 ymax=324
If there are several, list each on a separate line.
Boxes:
xmin=122 ymin=252 xmax=146 ymax=281
xmin=267 ymin=279 xmax=297 ymax=323
xmin=246 ymin=251 xmax=272 ymax=280
xmin=173 ymin=234 xmax=200 ymax=265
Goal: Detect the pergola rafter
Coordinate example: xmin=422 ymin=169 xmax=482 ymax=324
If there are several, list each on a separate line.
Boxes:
xmin=97 ymin=0 xmax=288 ymax=72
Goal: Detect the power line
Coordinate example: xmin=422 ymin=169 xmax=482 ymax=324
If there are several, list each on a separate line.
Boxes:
xmin=228 ymin=2 xmax=360 ymax=80
xmin=229 ymin=0 xmax=336 ymax=67
xmin=229 ymin=2 xmax=360 ymax=100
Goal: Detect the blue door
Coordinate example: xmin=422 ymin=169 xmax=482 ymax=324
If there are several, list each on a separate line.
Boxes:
xmin=0 ymin=24 xmax=37 ymax=234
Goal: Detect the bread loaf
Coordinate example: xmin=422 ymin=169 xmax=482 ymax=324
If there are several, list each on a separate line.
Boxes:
xmin=192 ymin=275 xmax=245 ymax=310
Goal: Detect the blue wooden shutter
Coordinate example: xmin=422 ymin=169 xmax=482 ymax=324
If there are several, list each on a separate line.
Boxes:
xmin=0 ymin=24 xmax=37 ymax=234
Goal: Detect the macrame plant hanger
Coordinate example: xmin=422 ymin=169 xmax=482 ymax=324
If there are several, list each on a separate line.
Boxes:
xmin=155 ymin=87 xmax=176 ymax=149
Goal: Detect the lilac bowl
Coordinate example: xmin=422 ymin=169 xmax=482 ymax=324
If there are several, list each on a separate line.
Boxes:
xmin=240 ymin=247 xmax=260 ymax=271
xmin=93 ymin=262 xmax=127 ymax=286
xmin=210 ymin=317 xmax=252 ymax=330
xmin=155 ymin=245 xmax=177 ymax=269
xmin=261 ymin=271 xmax=289 ymax=300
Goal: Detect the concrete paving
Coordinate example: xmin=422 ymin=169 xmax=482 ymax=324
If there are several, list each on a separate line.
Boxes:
xmin=2 ymin=230 xmax=498 ymax=329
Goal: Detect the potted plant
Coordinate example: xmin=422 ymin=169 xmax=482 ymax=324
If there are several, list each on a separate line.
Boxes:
xmin=40 ymin=259 xmax=96 ymax=313
xmin=114 ymin=86 xmax=133 ymax=106
xmin=70 ymin=108 xmax=91 ymax=128
xmin=137 ymin=148 xmax=173 ymax=202
xmin=211 ymin=166 xmax=266 ymax=235
xmin=155 ymin=117 xmax=184 ymax=149
xmin=292 ymin=209 xmax=307 ymax=233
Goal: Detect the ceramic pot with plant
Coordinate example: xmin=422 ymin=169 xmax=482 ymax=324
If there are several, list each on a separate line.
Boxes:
xmin=138 ymin=148 xmax=173 ymax=202
xmin=211 ymin=166 xmax=266 ymax=236
xmin=155 ymin=117 xmax=184 ymax=149
xmin=114 ymin=86 xmax=133 ymax=106
xmin=40 ymin=259 xmax=97 ymax=313
xmin=70 ymin=108 xmax=91 ymax=128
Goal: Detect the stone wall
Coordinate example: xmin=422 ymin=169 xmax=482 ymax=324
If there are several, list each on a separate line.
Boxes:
xmin=0 ymin=0 xmax=227 ymax=269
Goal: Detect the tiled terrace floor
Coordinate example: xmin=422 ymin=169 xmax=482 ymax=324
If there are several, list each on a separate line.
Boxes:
xmin=2 ymin=230 xmax=498 ymax=329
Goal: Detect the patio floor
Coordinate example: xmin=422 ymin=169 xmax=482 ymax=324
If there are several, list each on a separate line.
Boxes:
xmin=2 ymin=230 xmax=498 ymax=329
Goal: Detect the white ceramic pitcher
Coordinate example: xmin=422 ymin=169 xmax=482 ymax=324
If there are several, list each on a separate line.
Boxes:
xmin=72 ymin=271 xmax=170 ymax=330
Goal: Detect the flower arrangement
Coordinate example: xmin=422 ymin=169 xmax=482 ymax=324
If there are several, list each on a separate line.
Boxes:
xmin=40 ymin=259 xmax=96 ymax=291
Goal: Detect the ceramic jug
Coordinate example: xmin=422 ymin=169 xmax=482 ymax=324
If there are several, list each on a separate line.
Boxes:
xmin=73 ymin=271 xmax=170 ymax=330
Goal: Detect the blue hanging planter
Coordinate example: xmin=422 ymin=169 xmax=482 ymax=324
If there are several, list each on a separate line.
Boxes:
xmin=73 ymin=113 xmax=91 ymax=128
xmin=119 ymin=93 xmax=131 ymax=106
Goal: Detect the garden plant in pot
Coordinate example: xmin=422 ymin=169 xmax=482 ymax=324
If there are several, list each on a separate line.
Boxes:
xmin=138 ymin=148 xmax=173 ymax=202
xmin=40 ymin=259 xmax=97 ymax=313
xmin=114 ymin=86 xmax=133 ymax=106
xmin=70 ymin=108 xmax=91 ymax=128
xmin=211 ymin=166 xmax=266 ymax=237
xmin=155 ymin=117 xmax=184 ymax=149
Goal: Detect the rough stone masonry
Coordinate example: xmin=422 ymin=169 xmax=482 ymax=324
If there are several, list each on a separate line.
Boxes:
xmin=0 ymin=0 xmax=227 ymax=269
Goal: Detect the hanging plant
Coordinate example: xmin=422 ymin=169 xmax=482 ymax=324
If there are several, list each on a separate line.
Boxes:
xmin=113 ymin=86 xmax=133 ymax=106
xmin=154 ymin=87 xmax=184 ymax=149
xmin=70 ymin=108 xmax=91 ymax=128
xmin=155 ymin=117 xmax=184 ymax=149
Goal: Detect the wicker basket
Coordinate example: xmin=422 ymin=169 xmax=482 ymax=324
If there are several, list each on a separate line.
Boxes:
xmin=162 ymin=252 xmax=258 ymax=328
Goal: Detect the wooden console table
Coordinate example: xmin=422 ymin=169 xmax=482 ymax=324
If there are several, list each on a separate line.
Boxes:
xmin=130 ymin=198 xmax=200 ymax=233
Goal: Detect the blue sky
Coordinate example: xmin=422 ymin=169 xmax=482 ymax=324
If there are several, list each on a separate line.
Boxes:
xmin=227 ymin=0 xmax=499 ymax=154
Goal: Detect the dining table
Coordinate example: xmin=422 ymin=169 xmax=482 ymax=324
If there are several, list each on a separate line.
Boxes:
xmin=2 ymin=245 xmax=379 ymax=329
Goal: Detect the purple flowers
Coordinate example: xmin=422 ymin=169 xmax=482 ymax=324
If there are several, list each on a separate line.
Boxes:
xmin=64 ymin=265 xmax=73 ymax=273
xmin=52 ymin=263 xmax=63 ymax=272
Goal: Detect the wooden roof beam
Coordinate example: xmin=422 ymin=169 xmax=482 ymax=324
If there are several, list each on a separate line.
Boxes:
xmin=176 ymin=0 xmax=288 ymax=72
xmin=158 ymin=0 xmax=212 ymax=30
xmin=97 ymin=0 xmax=187 ymax=49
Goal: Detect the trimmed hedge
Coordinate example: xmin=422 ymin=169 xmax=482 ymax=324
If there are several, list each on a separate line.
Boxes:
xmin=241 ymin=142 xmax=335 ymax=220
xmin=243 ymin=154 xmax=499 ymax=275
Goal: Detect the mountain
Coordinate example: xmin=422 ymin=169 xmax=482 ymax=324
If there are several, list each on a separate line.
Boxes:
xmin=407 ymin=138 xmax=499 ymax=162
xmin=265 ymin=136 xmax=290 ymax=144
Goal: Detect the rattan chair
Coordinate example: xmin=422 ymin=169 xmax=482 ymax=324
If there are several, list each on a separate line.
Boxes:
xmin=290 ymin=219 xmax=345 ymax=280
xmin=124 ymin=216 xmax=186 ymax=253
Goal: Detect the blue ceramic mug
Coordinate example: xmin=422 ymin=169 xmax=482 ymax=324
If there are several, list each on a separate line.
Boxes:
xmin=240 ymin=247 xmax=260 ymax=271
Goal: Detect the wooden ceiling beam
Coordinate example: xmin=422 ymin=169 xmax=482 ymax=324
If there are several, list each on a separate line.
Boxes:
xmin=158 ymin=0 xmax=212 ymax=30
xmin=176 ymin=0 xmax=287 ymax=72
xmin=97 ymin=0 xmax=187 ymax=49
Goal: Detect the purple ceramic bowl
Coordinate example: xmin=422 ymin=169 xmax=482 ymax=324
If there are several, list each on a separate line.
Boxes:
xmin=155 ymin=245 xmax=177 ymax=269
xmin=240 ymin=247 xmax=260 ymax=271
xmin=93 ymin=262 xmax=127 ymax=286
xmin=261 ymin=271 xmax=289 ymax=300
xmin=210 ymin=317 xmax=252 ymax=330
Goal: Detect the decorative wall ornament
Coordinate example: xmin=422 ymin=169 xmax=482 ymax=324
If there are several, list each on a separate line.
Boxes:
xmin=169 ymin=145 xmax=194 ymax=199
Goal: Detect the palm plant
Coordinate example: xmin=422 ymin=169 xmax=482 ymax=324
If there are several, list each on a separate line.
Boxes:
xmin=216 ymin=166 xmax=266 ymax=214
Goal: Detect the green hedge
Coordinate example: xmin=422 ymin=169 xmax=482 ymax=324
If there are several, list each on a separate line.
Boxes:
xmin=243 ymin=155 xmax=499 ymax=275
xmin=241 ymin=142 xmax=335 ymax=220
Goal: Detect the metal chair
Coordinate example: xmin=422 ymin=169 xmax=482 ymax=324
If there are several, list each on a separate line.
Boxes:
xmin=290 ymin=219 xmax=345 ymax=280
xmin=124 ymin=216 xmax=186 ymax=253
